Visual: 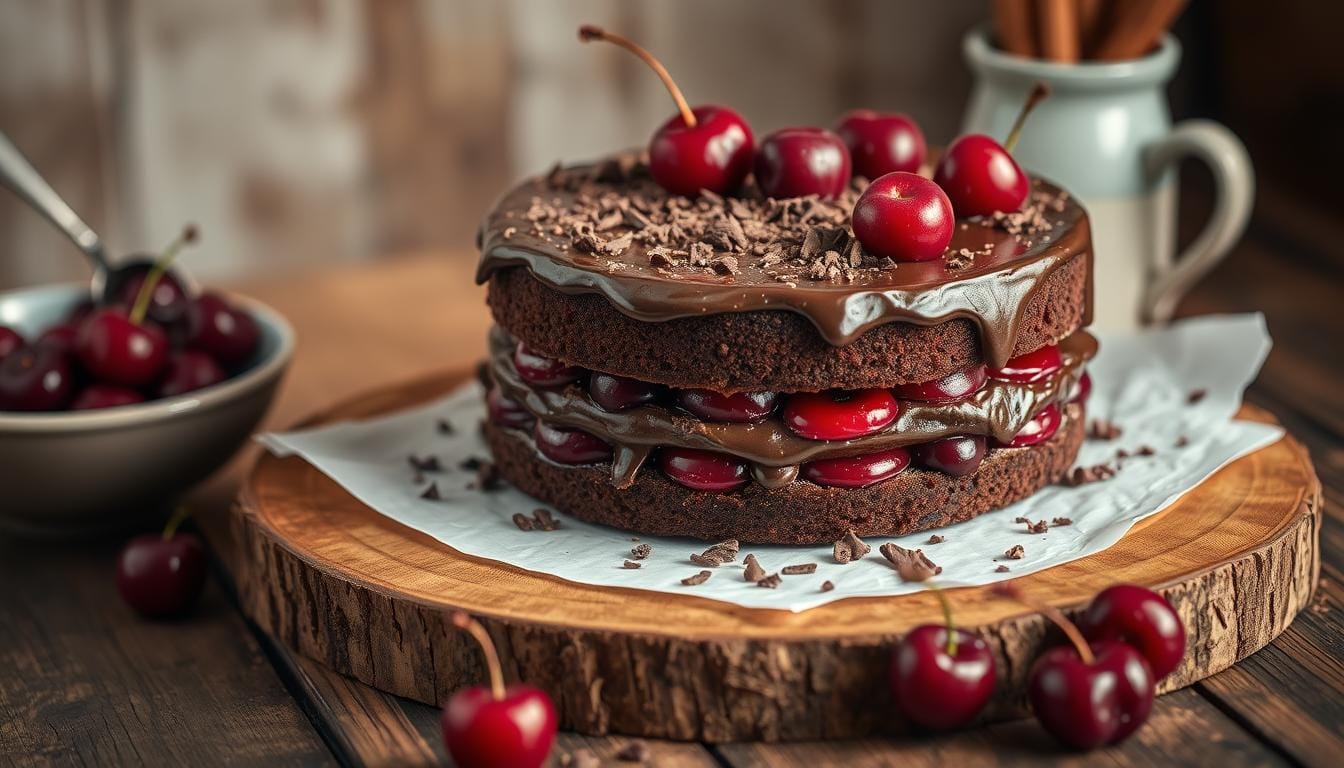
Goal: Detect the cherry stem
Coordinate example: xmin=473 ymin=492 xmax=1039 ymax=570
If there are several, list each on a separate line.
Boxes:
xmin=928 ymin=582 xmax=959 ymax=656
xmin=161 ymin=506 xmax=191 ymax=541
xmin=578 ymin=25 xmax=696 ymax=129
xmin=451 ymin=611 xmax=506 ymax=700
xmin=130 ymin=224 xmax=198 ymax=325
xmin=992 ymin=583 xmax=1094 ymax=665
xmin=1003 ymin=82 xmax=1051 ymax=154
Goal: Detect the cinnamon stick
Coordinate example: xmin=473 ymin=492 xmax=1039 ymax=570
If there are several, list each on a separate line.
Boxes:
xmin=1077 ymin=0 xmax=1107 ymax=57
xmin=992 ymin=0 xmax=1036 ymax=58
xmin=1036 ymin=0 xmax=1080 ymax=63
xmin=1092 ymin=0 xmax=1187 ymax=61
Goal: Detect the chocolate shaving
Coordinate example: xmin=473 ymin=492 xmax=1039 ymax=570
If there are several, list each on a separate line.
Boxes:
xmin=511 ymin=513 xmax=533 ymax=531
xmin=833 ymin=529 xmax=871 ymax=564
xmin=681 ymin=570 xmax=712 ymax=586
xmin=1188 ymin=389 xmax=1207 ymax=404
xmin=743 ymin=554 xmax=766 ymax=582
xmin=1087 ymin=419 xmax=1123 ymax=440
xmin=781 ymin=563 xmax=817 ymax=575
xmin=459 ymin=456 xmax=484 ymax=471
xmin=756 ymin=573 xmax=782 ymax=589
xmin=1175 ymin=435 xmax=1190 ymax=448
xmin=879 ymin=543 xmax=942 ymax=582
xmin=1061 ymin=463 xmax=1118 ymax=486
xmin=630 ymin=543 xmax=652 ymax=560
xmin=688 ymin=241 xmax=713 ymax=267
xmin=615 ymin=740 xmax=651 ymax=763
xmin=419 ymin=482 xmax=441 ymax=500
xmin=1052 ymin=517 xmax=1073 ymax=526
xmin=1004 ymin=544 xmax=1026 ymax=560
xmin=709 ymin=255 xmax=740 ymax=275
xmin=1025 ymin=519 xmax=1049 ymax=534
xmin=472 ymin=460 xmax=501 ymax=491
xmin=622 ymin=560 xmax=642 ymax=569
xmin=1137 ymin=445 xmax=1156 ymax=456
xmin=408 ymin=454 xmax=442 ymax=473
xmin=927 ymin=535 xmax=945 ymax=544
xmin=995 ymin=565 xmax=1011 ymax=573
xmin=532 ymin=508 xmax=559 ymax=531
xmin=435 ymin=418 xmax=455 ymax=435
xmin=820 ymin=580 xmax=835 ymax=592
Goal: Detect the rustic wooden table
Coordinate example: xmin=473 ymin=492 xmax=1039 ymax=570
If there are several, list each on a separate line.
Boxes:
xmin=3 ymin=214 xmax=1341 ymax=765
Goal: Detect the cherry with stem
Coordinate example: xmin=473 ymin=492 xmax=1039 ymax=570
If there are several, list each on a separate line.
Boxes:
xmin=933 ymin=82 xmax=1051 ymax=217
xmin=115 ymin=506 xmax=208 ymax=618
xmin=888 ymin=583 xmax=996 ymax=730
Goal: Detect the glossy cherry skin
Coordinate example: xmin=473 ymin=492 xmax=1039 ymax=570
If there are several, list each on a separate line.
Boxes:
xmin=1071 ymin=370 xmax=1093 ymax=404
xmin=932 ymin=134 xmax=1031 ymax=216
xmin=35 ymin=323 xmax=80 ymax=352
xmin=1028 ymin=640 xmax=1155 ymax=749
xmin=676 ymin=389 xmax=777 ymax=423
xmin=1082 ymin=585 xmax=1186 ymax=680
xmin=835 ymin=110 xmax=926 ymax=180
xmin=115 ymin=532 xmax=208 ymax=618
xmin=649 ymin=105 xmax=754 ymax=197
xmin=186 ymin=292 xmax=260 ymax=368
xmin=116 ymin=267 xmax=193 ymax=327
xmin=534 ymin=421 xmax=612 ymax=465
xmin=487 ymin=386 xmax=535 ymax=430
xmin=892 ymin=364 xmax=988 ymax=403
xmin=441 ymin=685 xmax=557 ymax=768
xmin=72 ymin=384 xmax=146 ymax=410
xmin=0 ymin=344 xmax=73 ymax=411
xmin=0 ymin=326 xmax=24 ymax=363
xmin=988 ymin=344 xmax=1062 ymax=384
xmin=851 ymin=172 xmax=955 ymax=262
xmin=76 ymin=308 xmax=169 ymax=387
xmin=159 ymin=350 xmax=227 ymax=398
xmin=754 ymin=127 xmax=852 ymax=199
xmin=659 ymin=447 xmax=749 ymax=491
xmin=589 ymin=372 xmax=662 ymax=412
xmin=911 ymin=435 xmax=987 ymax=477
xmin=512 ymin=343 xmax=583 ymax=387
xmin=782 ymin=389 xmax=898 ymax=441
xmin=994 ymin=403 xmax=1061 ymax=448
xmin=803 ymin=447 xmax=910 ymax=489
xmin=890 ymin=626 xmax=996 ymax=730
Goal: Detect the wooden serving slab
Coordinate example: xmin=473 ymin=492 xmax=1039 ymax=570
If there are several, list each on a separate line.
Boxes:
xmin=230 ymin=370 xmax=1322 ymax=742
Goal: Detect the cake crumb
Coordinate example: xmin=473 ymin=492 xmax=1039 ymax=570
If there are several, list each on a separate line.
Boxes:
xmin=1025 ymin=519 xmax=1049 ymax=534
xmin=995 ymin=565 xmax=1011 ymax=573
xmin=681 ymin=570 xmax=712 ymax=586
xmin=1188 ymin=388 xmax=1207 ymax=404
xmin=622 ymin=560 xmax=641 ymax=569
xmin=879 ymin=543 xmax=942 ymax=582
xmin=1087 ymin=418 xmax=1123 ymax=440
xmin=757 ymin=573 xmax=782 ymax=589
xmin=419 ymin=482 xmax=441 ymax=500
xmin=927 ymin=534 xmax=945 ymax=544
xmin=1052 ymin=517 xmax=1073 ymax=526
xmin=630 ymin=543 xmax=652 ymax=560
xmin=820 ymin=580 xmax=835 ymax=592
xmin=1004 ymin=544 xmax=1026 ymax=560
xmin=743 ymin=554 xmax=766 ymax=582
xmin=1061 ymin=463 xmax=1117 ymax=486
xmin=833 ymin=529 xmax=871 ymax=564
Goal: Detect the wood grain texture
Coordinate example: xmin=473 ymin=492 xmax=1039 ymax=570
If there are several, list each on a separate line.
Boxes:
xmin=229 ymin=370 xmax=1321 ymax=741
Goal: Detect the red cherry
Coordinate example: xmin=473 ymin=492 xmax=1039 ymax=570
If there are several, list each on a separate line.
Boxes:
xmin=892 ymin=364 xmax=988 ymax=402
xmin=1071 ymin=370 xmax=1093 ymax=404
xmin=890 ymin=625 xmax=995 ymax=730
xmin=782 ymin=389 xmax=898 ymax=441
xmin=534 ymin=421 xmax=611 ymax=464
xmin=486 ymin=386 xmax=535 ymax=430
xmin=851 ymin=172 xmax=955 ymax=262
xmin=589 ymin=372 xmax=662 ymax=412
xmin=1081 ymin=585 xmax=1186 ymax=680
xmin=754 ymin=127 xmax=852 ymax=199
xmin=0 ymin=343 xmax=73 ymax=411
xmin=65 ymin=299 xmax=97 ymax=325
xmin=35 ymin=323 xmax=80 ymax=352
xmin=994 ymin=403 xmax=1061 ymax=448
xmin=0 ymin=325 xmax=25 ymax=362
xmin=76 ymin=308 xmax=169 ymax=387
xmin=911 ymin=435 xmax=986 ymax=477
xmin=579 ymin=26 xmax=753 ymax=197
xmin=72 ymin=384 xmax=146 ymax=410
xmin=116 ymin=527 xmax=208 ymax=618
xmin=116 ymin=266 xmax=192 ymax=328
xmin=441 ymin=612 xmax=557 ymax=768
xmin=803 ymin=447 xmax=910 ymax=489
xmin=186 ymin=292 xmax=260 ymax=368
xmin=1028 ymin=640 xmax=1155 ymax=749
xmin=987 ymin=344 xmax=1062 ymax=383
xmin=513 ymin=343 xmax=583 ymax=387
xmin=159 ymin=350 xmax=227 ymax=398
xmin=676 ymin=388 xmax=777 ymax=423
xmin=834 ymin=109 xmax=926 ymax=179
xmin=659 ymin=447 xmax=749 ymax=491
xmin=933 ymin=83 xmax=1049 ymax=217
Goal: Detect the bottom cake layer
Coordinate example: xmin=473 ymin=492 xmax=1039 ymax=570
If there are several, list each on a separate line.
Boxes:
xmin=484 ymin=402 xmax=1085 ymax=544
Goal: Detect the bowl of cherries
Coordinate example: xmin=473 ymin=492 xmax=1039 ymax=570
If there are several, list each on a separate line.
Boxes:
xmin=0 ymin=227 xmax=294 ymax=535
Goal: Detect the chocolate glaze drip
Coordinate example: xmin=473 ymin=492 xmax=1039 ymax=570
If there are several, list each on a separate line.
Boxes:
xmin=489 ymin=326 xmax=1096 ymax=488
xmin=475 ymin=159 xmax=1092 ymax=368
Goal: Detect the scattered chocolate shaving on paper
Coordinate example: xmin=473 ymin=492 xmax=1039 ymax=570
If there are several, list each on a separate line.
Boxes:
xmin=681 ymin=570 xmax=712 ymax=586
xmin=1137 ymin=445 xmax=1156 ymax=456
xmin=622 ymin=560 xmax=641 ymax=569
xmin=1025 ymin=519 xmax=1049 ymax=534
xmin=1061 ymin=463 xmax=1118 ymax=486
xmin=995 ymin=565 xmax=1011 ymax=573
xmin=1188 ymin=389 xmax=1207 ymax=404
xmin=459 ymin=456 xmax=484 ymax=471
xmin=511 ymin=513 xmax=533 ymax=531
xmin=782 ymin=563 xmax=818 ymax=575
xmin=630 ymin=543 xmax=652 ymax=560
xmin=757 ymin=573 xmax=782 ymax=589
xmin=743 ymin=554 xmax=766 ymax=582
xmin=1014 ymin=516 xmax=1030 ymax=524
xmin=691 ymin=539 xmax=739 ymax=566
xmin=820 ymin=580 xmax=835 ymax=592
xmin=879 ymin=543 xmax=942 ymax=582
xmin=473 ymin=461 xmax=501 ymax=491
xmin=419 ymin=482 xmax=440 ymax=500
xmin=927 ymin=535 xmax=945 ymax=544
xmin=1175 ymin=435 xmax=1190 ymax=448
xmin=1004 ymin=544 xmax=1026 ymax=560
xmin=532 ymin=508 xmax=559 ymax=531
xmin=408 ymin=454 xmax=442 ymax=473
xmin=435 ymin=418 xmax=455 ymax=435
xmin=615 ymin=741 xmax=651 ymax=763
xmin=1052 ymin=517 xmax=1073 ymax=526
xmin=833 ymin=529 xmax=871 ymax=564
xmin=1087 ymin=419 xmax=1123 ymax=440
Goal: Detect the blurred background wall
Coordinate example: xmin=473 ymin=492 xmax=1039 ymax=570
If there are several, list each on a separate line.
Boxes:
xmin=0 ymin=0 xmax=1337 ymax=289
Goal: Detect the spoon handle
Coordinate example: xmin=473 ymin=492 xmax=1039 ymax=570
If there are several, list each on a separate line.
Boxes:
xmin=0 ymin=131 xmax=111 ymax=272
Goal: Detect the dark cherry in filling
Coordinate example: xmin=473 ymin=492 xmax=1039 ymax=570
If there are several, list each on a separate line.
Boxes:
xmin=987 ymin=344 xmax=1062 ymax=384
xmin=803 ymin=447 xmax=910 ymax=489
xmin=892 ymin=364 xmax=988 ymax=403
xmin=487 ymin=385 xmax=535 ymax=430
xmin=911 ymin=435 xmax=986 ymax=476
xmin=783 ymin=388 xmax=899 ymax=441
xmin=994 ymin=403 xmax=1061 ymax=447
xmin=513 ymin=343 xmax=583 ymax=387
xmin=676 ymin=389 xmax=777 ymax=423
xmin=534 ymin=421 xmax=612 ymax=464
xmin=1071 ymin=370 xmax=1092 ymax=404
xmin=659 ymin=447 xmax=750 ymax=491
xmin=589 ymin=372 xmax=663 ymax=412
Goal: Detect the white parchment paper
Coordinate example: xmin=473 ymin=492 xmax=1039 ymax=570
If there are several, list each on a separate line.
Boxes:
xmin=260 ymin=314 xmax=1282 ymax=611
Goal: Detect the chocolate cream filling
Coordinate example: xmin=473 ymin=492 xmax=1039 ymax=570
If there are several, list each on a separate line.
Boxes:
xmin=488 ymin=326 xmax=1096 ymax=489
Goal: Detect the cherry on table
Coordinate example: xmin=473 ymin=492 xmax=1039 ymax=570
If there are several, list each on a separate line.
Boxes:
xmin=889 ymin=588 xmax=996 ymax=730
xmin=75 ymin=308 xmax=169 ymax=387
xmin=851 ymin=172 xmax=955 ymax=262
xmin=676 ymin=388 xmax=777 ymax=423
xmin=589 ymin=372 xmax=662 ymax=412
xmin=987 ymin=344 xmax=1062 ymax=383
xmin=186 ymin=292 xmax=260 ymax=368
xmin=933 ymin=83 xmax=1049 ymax=216
xmin=72 ymin=384 xmax=146 ymax=410
xmin=911 ymin=435 xmax=986 ymax=477
xmin=0 ymin=343 xmax=73 ymax=411
xmin=1082 ymin=584 xmax=1186 ymax=679
xmin=534 ymin=421 xmax=612 ymax=465
xmin=441 ymin=611 xmax=556 ymax=768
xmin=659 ymin=447 xmax=749 ymax=491
xmin=754 ymin=127 xmax=852 ymax=200
xmin=579 ymin=25 xmax=753 ymax=197
xmin=487 ymin=385 xmax=535 ymax=430
xmin=159 ymin=349 xmax=227 ymax=398
xmin=835 ymin=109 xmax=926 ymax=180
xmin=993 ymin=403 xmax=1061 ymax=448
xmin=0 ymin=326 xmax=24 ymax=363
xmin=115 ymin=509 xmax=208 ymax=618
xmin=803 ymin=447 xmax=910 ymax=489
xmin=892 ymin=364 xmax=988 ymax=402
xmin=782 ymin=389 xmax=898 ymax=441
xmin=513 ymin=343 xmax=583 ymax=387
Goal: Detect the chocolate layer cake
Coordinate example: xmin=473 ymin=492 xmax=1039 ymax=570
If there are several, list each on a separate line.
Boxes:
xmin=475 ymin=155 xmax=1095 ymax=544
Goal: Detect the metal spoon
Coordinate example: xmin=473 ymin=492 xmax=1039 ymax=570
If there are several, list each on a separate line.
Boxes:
xmin=0 ymin=131 xmax=173 ymax=303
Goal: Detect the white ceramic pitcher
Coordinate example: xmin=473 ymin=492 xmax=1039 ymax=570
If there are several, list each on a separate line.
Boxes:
xmin=959 ymin=27 xmax=1254 ymax=331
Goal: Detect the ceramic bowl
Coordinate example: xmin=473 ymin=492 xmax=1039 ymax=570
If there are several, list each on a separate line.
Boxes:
xmin=0 ymin=283 xmax=294 ymax=535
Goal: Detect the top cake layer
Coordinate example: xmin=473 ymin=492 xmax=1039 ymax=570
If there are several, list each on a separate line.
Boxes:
xmin=477 ymin=155 xmax=1092 ymax=391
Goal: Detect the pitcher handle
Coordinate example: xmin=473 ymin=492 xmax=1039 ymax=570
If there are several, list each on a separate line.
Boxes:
xmin=1141 ymin=120 xmax=1254 ymax=323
